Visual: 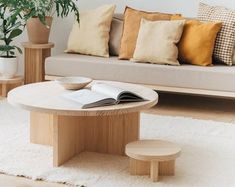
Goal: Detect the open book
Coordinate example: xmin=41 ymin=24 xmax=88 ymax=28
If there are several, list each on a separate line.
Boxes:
xmin=63 ymin=83 xmax=146 ymax=109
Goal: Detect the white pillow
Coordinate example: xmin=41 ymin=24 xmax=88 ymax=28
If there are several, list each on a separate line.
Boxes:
xmin=132 ymin=19 xmax=185 ymax=65
xmin=66 ymin=5 xmax=116 ymax=57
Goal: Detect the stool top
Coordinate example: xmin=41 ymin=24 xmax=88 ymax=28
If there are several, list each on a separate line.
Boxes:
xmin=125 ymin=140 xmax=181 ymax=161
xmin=22 ymin=42 xmax=54 ymax=49
xmin=0 ymin=76 xmax=24 ymax=84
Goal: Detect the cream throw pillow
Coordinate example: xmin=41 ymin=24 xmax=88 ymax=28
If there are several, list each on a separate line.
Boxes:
xmin=133 ymin=19 xmax=185 ymax=65
xmin=66 ymin=5 xmax=116 ymax=57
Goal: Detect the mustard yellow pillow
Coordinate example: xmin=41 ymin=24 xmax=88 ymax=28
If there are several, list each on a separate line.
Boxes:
xmin=119 ymin=7 xmax=176 ymax=60
xmin=66 ymin=5 xmax=116 ymax=57
xmin=172 ymin=15 xmax=222 ymax=66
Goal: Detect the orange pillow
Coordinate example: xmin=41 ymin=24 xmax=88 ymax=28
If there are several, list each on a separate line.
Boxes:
xmin=119 ymin=7 xmax=177 ymax=60
xmin=172 ymin=15 xmax=222 ymax=66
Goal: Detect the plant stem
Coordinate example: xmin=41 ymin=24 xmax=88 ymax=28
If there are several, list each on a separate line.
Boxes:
xmin=2 ymin=7 xmax=8 ymax=57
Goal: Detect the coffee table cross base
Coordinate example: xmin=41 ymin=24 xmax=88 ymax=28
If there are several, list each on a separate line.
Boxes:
xmin=30 ymin=111 xmax=140 ymax=166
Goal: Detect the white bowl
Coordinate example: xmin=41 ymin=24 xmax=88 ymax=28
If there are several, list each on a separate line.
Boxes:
xmin=55 ymin=77 xmax=92 ymax=90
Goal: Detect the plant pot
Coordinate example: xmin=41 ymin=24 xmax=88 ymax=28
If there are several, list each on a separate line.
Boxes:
xmin=0 ymin=57 xmax=18 ymax=79
xmin=26 ymin=17 xmax=53 ymax=44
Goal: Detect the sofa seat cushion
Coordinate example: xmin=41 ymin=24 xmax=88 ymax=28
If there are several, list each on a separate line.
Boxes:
xmin=45 ymin=54 xmax=235 ymax=92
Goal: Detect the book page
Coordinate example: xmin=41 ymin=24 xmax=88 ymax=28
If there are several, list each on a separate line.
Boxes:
xmin=63 ymin=89 xmax=116 ymax=108
xmin=91 ymin=83 xmax=125 ymax=100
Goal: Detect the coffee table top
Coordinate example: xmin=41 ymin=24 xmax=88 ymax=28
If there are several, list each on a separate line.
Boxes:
xmin=7 ymin=81 xmax=158 ymax=116
xmin=125 ymin=140 xmax=181 ymax=161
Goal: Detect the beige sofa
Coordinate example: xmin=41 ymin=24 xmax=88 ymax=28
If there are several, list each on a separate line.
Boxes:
xmin=45 ymin=14 xmax=235 ymax=98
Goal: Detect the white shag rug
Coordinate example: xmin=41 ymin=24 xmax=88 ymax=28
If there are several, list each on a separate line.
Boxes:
xmin=0 ymin=99 xmax=235 ymax=187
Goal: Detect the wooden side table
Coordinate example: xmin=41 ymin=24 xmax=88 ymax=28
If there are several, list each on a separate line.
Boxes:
xmin=22 ymin=42 xmax=54 ymax=84
xmin=0 ymin=76 xmax=24 ymax=97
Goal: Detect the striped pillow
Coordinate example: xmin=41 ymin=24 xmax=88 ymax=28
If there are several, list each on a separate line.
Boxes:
xmin=197 ymin=3 xmax=235 ymax=66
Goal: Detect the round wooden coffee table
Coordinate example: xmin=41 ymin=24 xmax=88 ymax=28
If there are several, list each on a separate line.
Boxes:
xmin=8 ymin=81 xmax=158 ymax=166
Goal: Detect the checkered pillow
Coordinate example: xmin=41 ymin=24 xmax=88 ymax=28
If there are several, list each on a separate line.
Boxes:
xmin=197 ymin=3 xmax=235 ymax=66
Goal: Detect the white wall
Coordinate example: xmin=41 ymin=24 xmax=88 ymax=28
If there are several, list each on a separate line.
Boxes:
xmin=16 ymin=0 xmax=235 ymax=74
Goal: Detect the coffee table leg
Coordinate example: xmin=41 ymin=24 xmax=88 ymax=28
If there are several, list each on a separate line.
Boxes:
xmin=30 ymin=112 xmax=140 ymax=167
xmin=83 ymin=112 xmax=140 ymax=155
xmin=53 ymin=115 xmax=85 ymax=167
xmin=30 ymin=112 xmax=53 ymax=146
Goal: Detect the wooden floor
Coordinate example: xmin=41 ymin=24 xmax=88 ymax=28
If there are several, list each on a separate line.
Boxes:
xmin=1 ymin=92 xmax=235 ymax=186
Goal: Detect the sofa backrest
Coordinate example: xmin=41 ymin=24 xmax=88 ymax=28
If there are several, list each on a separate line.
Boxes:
xmin=108 ymin=14 xmax=203 ymax=57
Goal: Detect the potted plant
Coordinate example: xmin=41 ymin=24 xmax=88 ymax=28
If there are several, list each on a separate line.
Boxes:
xmin=0 ymin=2 xmax=24 ymax=79
xmin=22 ymin=0 xmax=79 ymax=44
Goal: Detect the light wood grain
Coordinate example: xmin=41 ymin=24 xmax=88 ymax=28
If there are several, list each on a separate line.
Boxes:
xmin=0 ymin=76 xmax=23 ymax=97
xmin=22 ymin=42 xmax=54 ymax=49
xmin=129 ymin=158 xmax=150 ymax=175
xmin=53 ymin=115 xmax=84 ymax=167
xmin=8 ymin=81 xmax=158 ymax=116
xmin=126 ymin=140 xmax=181 ymax=182
xmin=159 ymin=160 xmax=175 ymax=176
xmin=8 ymin=81 xmax=157 ymax=166
xmin=126 ymin=140 xmax=181 ymax=161
xmin=23 ymin=43 xmax=54 ymax=84
xmin=30 ymin=112 xmax=53 ymax=146
xmin=31 ymin=111 xmax=139 ymax=166
xmin=2 ymin=90 xmax=234 ymax=186
xmin=150 ymin=161 xmax=159 ymax=182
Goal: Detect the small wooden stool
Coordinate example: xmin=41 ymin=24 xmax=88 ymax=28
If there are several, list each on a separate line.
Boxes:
xmin=125 ymin=140 xmax=181 ymax=182
xmin=0 ymin=76 xmax=24 ymax=97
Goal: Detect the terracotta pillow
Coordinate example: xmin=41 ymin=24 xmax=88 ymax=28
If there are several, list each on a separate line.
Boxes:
xmin=119 ymin=7 xmax=176 ymax=60
xmin=172 ymin=15 xmax=222 ymax=66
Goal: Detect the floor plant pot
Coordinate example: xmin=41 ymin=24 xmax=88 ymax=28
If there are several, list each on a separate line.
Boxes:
xmin=0 ymin=57 xmax=18 ymax=79
xmin=26 ymin=17 xmax=53 ymax=44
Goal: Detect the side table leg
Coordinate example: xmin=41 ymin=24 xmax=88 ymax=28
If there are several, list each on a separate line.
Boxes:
xmin=1 ymin=83 xmax=8 ymax=97
xmin=24 ymin=48 xmax=51 ymax=84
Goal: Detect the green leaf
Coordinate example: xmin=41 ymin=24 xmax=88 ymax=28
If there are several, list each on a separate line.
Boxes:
xmin=38 ymin=14 xmax=47 ymax=26
xmin=5 ymin=38 xmax=13 ymax=45
xmin=0 ymin=45 xmax=15 ymax=52
xmin=8 ymin=29 xmax=23 ymax=39
xmin=9 ymin=51 xmax=15 ymax=56
xmin=14 ymin=46 xmax=22 ymax=54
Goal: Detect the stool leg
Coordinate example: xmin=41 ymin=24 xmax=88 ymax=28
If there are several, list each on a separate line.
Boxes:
xmin=159 ymin=160 xmax=175 ymax=176
xmin=150 ymin=161 xmax=159 ymax=182
xmin=129 ymin=158 xmax=150 ymax=175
